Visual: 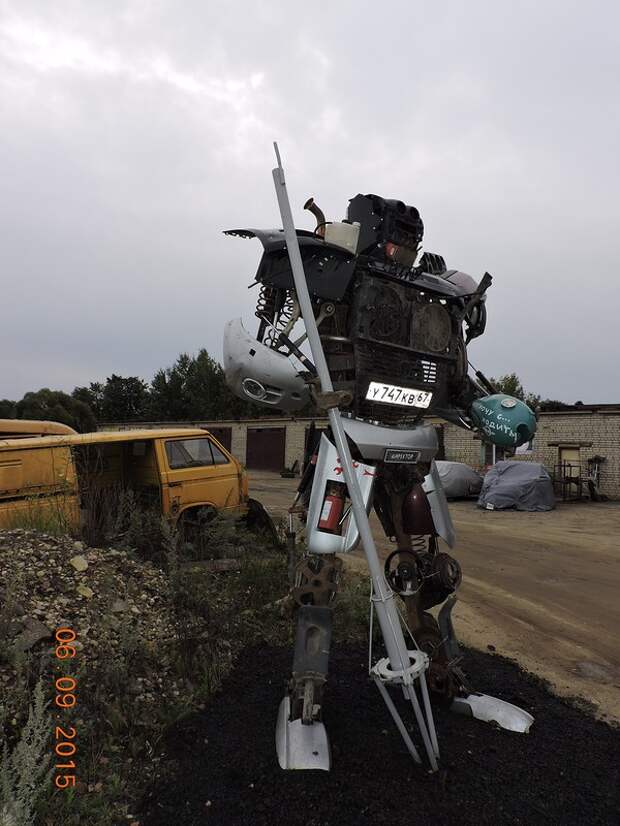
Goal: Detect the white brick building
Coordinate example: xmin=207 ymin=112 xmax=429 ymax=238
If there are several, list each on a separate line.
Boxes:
xmin=104 ymin=402 xmax=620 ymax=499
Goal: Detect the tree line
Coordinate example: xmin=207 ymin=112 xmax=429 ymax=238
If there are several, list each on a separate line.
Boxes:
xmin=1 ymin=358 xmax=567 ymax=435
xmin=488 ymin=373 xmax=570 ymax=412
xmin=0 ymin=350 xmax=281 ymax=433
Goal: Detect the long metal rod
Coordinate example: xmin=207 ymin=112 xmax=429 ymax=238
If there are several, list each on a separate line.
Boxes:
xmin=373 ymin=677 xmax=422 ymax=764
xmin=405 ymin=683 xmax=439 ymax=771
xmin=418 ymin=674 xmax=440 ymax=759
xmin=271 ymin=143 xmax=412 ymax=676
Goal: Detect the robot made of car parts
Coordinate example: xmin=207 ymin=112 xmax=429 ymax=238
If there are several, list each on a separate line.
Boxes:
xmin=223 ymin=190 xmax=536 ymax=770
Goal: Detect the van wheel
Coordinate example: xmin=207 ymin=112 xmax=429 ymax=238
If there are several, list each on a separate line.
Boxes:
xmin=180 ymin=506 xmax=217 ymax=556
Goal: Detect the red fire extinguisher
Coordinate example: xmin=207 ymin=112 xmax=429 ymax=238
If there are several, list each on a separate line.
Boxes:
xmin=318 ymin=481 xmax=347 ymax=533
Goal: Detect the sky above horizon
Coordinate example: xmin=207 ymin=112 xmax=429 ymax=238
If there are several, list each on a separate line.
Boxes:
xmin=1 ymin=1 xmax=619 ymax=404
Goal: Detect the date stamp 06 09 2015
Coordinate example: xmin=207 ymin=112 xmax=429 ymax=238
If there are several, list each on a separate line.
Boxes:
xmin=53 ymin=627 xmax=78 ymax=790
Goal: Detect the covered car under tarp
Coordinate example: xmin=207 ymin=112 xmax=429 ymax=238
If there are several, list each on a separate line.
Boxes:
xmin=436 ymin=461 xmax=483 ymax=498
xmin=477 ymin=461 xmax=556 ymax=511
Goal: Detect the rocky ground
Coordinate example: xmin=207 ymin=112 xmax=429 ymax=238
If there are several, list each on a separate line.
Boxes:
xmin=0 ymin=529 xmax=181 ymax=734
xmin=139 ymin=643 xmax=620 ymax=826
xmin=0 ymin=527 xmax=241 ymax=825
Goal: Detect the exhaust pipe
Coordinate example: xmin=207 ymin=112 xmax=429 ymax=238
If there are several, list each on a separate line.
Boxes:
xmin=304 ymin=197 xmax=326 ymax=237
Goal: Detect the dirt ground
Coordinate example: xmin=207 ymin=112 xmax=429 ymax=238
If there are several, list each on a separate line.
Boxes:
xmin=249 ymin=471 xmax=620 ymax=724
xmin=140 ymin=643 xmax=619 ymax=825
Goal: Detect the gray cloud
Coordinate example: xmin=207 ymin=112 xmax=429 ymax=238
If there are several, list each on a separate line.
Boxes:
xmin=1 ymin=0 xmax=619 ymax=403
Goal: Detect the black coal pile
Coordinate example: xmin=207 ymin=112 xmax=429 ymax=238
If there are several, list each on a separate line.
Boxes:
xmin=140 ymin=644 xmax=619 ymax=826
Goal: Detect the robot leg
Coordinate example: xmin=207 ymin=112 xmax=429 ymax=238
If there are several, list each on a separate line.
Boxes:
xmin=379 ymin=463 xmax=534 ymax=732
xmin=275 ymin=554 xmax=341 ymax=771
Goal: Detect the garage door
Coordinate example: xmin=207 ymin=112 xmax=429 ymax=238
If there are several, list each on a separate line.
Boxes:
xmin=246 ymin=428 xmax=286 ymax=471
xmin=208 ymin=427 xmax=232 ymax=452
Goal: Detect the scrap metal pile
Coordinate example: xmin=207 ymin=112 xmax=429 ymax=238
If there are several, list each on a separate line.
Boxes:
xmin=223 ymin=146 xmax=537 ymax=771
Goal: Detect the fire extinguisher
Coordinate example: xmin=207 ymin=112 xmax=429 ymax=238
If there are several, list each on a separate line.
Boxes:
xmin=318 ymin=481 xmax=347 ymax=533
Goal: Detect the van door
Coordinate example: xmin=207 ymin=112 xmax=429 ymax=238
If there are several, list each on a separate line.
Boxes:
xmin=157 ymin=435 xmax=241 ymax=520
xmin=0 ymin=444 xmax=78 ymax=531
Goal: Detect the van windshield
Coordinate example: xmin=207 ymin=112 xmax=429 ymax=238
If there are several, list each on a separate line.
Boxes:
xmin=165 ymin=438 xmax=229 ymax=470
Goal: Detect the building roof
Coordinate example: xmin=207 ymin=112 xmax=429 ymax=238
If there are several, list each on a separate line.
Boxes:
xmin=538 ymin=403 xmax=620 ymax=414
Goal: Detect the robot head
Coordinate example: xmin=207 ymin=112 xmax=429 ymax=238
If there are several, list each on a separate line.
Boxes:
xmin=222 ymin=318 xmax=310 ymax=411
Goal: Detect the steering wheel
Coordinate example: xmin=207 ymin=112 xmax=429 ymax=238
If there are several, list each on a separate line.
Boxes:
xmin=384 ymin=550 xmax=422 ymax=596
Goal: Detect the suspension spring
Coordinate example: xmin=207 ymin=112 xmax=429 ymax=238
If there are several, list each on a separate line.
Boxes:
xmin=255 ymin=284 xmax=277 ymax=343
xmin=264 ymin=291 xmax=299 ymax=348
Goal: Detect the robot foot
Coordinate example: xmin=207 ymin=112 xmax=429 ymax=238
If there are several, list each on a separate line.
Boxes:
xmin=437 ymin=598 xmax=534 ymax=732
xmin=276 ymin=603 xmax=333 ymax=771
xmin=275 ymin=696 xmax=331 ymax=770
xmin=451 ymin=693 xmax=534 ymax=733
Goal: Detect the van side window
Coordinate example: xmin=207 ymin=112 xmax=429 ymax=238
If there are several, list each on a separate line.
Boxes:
xmin=209 ymin=441 xmax=230 ymax=465
xmin=166 ymin=438 xmax=216 ymax=470
xmin=132 ymin=441 xmax=147 ymax=457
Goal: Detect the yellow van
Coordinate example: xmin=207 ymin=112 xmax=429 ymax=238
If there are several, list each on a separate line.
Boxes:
xmin=0 ymin=419 xmax=77 ymax=439
xmin=0 ymin=428 xmax=251 ymax=541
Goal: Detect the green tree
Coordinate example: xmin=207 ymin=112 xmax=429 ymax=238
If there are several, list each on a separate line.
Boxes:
xmin=72 ymin=382 xmax=104 ymax=420
xmin=15 ymin=389 xmax=96 ymax=433
xmin=489 ymin=373 xmax=541 ymax=409
xmin=150 ymin=353 xmax=194 ymax=420
xmin=0 ymin=399 xmax=16 ymax=418
xmin=149 ymin=350 xmax=261 ymax=421
xmin=99 ymin=375 xmax=150 ymax=421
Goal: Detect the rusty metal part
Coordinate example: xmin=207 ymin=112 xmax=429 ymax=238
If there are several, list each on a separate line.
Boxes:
xmin=413 ymin=612 xmax=443 ymax=658
xmin=427 ymin=661 xmax=459 ymax=703
xmin=432 ymin=552 xmax=463 ymax=591
xmin=304 ymin=196 xmax=326 ymax=236
xmin=419 ymin=552 xmax=462 ymax=610
xmin=402 ymin=482 xmax=436 ymax=535
xmin=404 ymin=609 xmax=459 ymax=703
xmin=373 ymin=464 xmax=429 ymax=546
xmin=292 ymin=554 xmax=342 ymax=606
xmin=309 ymin=378 xmax=353 ymax=411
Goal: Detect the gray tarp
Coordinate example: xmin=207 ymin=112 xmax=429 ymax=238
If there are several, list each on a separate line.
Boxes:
xmin=477 ymin=461 xmax=556 ymax=511
xmin=436 ymin=461 xmax=483 ymax=498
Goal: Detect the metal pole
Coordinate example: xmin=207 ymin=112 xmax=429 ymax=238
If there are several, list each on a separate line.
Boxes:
xmin=271 ymin=143 xmax=411 ymax=675
xmin=373 ymin=677 xmax=422 ymax=764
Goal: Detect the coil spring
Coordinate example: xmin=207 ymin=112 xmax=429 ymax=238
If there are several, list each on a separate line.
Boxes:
xmin=263 ymin=291 xmax=296 ymax=348
xmin=255 ymin=284 xmax=277 ymax=345
xmin=255 ymin=283 xmax=277 ymax=321
xmin=411 ymin=535 xmax=428 ymax=554
xmin=278 ymin=292 xmax=296 ymax=334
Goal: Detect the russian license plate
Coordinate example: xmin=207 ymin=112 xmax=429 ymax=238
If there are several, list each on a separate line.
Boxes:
xmin=366 ymin=381 xmax=433 ymax=408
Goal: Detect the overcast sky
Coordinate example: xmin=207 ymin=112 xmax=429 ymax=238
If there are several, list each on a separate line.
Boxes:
xmin=1 ymin=1 xmax=619 ymax=404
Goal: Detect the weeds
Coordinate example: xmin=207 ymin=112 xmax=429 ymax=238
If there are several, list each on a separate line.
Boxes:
xmin=0 ymin=679 xmax=52 ymax=826
xmin=4 ymin=491 xmax=73 ymax=537
xmin=333 ymin=568 xmax=375 ymax=644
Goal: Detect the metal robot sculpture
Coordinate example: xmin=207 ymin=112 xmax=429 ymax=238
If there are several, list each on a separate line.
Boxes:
xmin=223 ymin=145 xmax=536 ymax=771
